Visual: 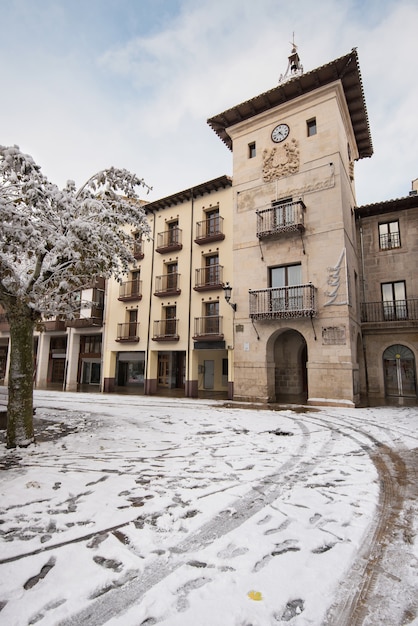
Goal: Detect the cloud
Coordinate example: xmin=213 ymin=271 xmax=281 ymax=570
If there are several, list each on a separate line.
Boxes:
xmin=1 ymin=0 xmax=416 ymax=202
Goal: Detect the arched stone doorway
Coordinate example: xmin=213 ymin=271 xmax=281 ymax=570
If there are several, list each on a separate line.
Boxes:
xmin=383 ymin=344 xmax=417 ymax=398
xmin=271 ymin=329 xmax=308 ymax=403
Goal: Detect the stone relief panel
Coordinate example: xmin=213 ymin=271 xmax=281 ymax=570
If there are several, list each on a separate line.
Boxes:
xmin=262 ymin=139 xmax=300 ymax=182
xmin=324 ymin=248 xmax=349 ymax=307
xmin=236 ymin=162 xmax=335 ymax=214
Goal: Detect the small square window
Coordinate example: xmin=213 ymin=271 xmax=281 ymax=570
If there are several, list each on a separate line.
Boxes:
xmin=307 ymin=118 xmax=317 ymax=137
xmin=248 ymin=142 xmax=256 ymax=158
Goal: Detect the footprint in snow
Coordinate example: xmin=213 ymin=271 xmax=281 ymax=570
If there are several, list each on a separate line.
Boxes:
xmin=217 ymin=544 xmax=249 ymax=559
xmin=176 ymin=577 xmax=211 ymax=612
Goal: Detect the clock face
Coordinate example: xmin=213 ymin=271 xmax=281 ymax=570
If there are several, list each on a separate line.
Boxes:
xmin=271 ymin=123 xmax=290 ymax=143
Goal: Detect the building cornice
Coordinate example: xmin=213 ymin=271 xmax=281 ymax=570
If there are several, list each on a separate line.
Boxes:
xmin=355 ymin=193 xmax=418 ymax=218
xmin=207 ymin=49 xmax=373 ymax=160
xmin=144 ymin=175 xmax=232 ymax=211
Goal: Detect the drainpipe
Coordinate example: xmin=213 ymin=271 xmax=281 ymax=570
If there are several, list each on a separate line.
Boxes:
xmin=187 ymin=188 xmax=195 ymax=397
xmin=358 ymin=218 xmax=369 ymax=402
xmin=145 ymin=208 xmax=156 ymax=394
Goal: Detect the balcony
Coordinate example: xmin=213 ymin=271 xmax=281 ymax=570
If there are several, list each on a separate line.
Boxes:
xmin=256 ymin=200 xmax=305 ymax=239
xmin=156 ymin=227 xmax=182 ymax=253
xmin=195 ymin=216 xmax=225 ymax=244
xmin=42 ymin=318 xmax=66 ymax=331
xmin=66 ymin=304 xmax=104 ymax=328
xmin=361 ymin=299 xmax=418 ymax=324
xmin=118 ymin=280 xmax=143 ymax=302
xmin=194 ymin=265 xmax=224 ymax=291
xmin=154 ymin=273 xmax=181 ymax=296
xmin=249 ymin=284 xmax=316 ymax=320
xmin=193 ymin=316 xmax=223 ymax=341
xmin=133 ymin=240 xmax=144 ymax=260
xmin=116 ymin=322 xmax=140 ymax=342
xmin=152 ymin=319 xmax=179 ymax=341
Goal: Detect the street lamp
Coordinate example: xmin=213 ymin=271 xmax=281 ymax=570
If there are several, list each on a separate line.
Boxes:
xmin=223 ymin=282 xmax=237 ymax=311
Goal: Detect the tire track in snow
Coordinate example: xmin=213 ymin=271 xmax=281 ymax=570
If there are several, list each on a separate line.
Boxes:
xmin=301 ymin=412 xmax=417 ymax=626
xmin=58 ymin=416 xmax=341 ymax=626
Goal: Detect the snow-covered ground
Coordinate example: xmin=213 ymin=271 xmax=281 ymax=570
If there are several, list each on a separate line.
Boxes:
xmin=0 ymin=390 xmax=417 ymax=626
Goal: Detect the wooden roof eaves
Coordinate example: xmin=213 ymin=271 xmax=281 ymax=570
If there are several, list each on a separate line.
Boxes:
xmin=207 ymin=49 xmax=373 ymax=159
xmin=355 ymin=194 xmax=418 ymax=218
xmin=145 ymin=175 xmax=233 ymax=212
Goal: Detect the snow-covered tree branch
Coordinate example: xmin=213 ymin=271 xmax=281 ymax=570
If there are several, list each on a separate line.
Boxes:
xmin=0 ymin=145 xmax=151 ymax=448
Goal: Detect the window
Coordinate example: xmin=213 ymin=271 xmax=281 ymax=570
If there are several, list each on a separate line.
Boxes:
xmin=81 ymin=335 xmax=102 ymax=354
xmin=307 ymin=118 xmax=317 ymax=137
xmin=248 ymin=142 xmax=256 ymax=158
xmin=133 ymin=232 xmax=143 ymax=257
xmin=270 ymin=264 xmax=303 ymax=311
xmin=131 ymin=270 xmax=140 ymax=296
xmin=167 ymin=220 xmax=179 ymax=245
xmin=382 ymin=281 xmax=407 ymax=320
xmin=165 ymin=262 xmax=178 ymax=290
xmin=272 ymin=197 xmax=293 ymax=228
xmin=379 ymin=221 xmax=400 ymax=250
xmin=128 ymin=310 xmax=138 ymax=337
xmin=205 ymin=254 xmax=220 ymax=284
xmin=205 ymin=208 xmax=220 ymax=235
xmin=204 ymin=301 xmax=220 ymax=334
xmin=164 ymin=305 xmax=177 ymax=335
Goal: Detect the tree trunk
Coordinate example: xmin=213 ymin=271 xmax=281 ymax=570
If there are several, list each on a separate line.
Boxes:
xmin=7 ymin=304 xmax=35 ymax=448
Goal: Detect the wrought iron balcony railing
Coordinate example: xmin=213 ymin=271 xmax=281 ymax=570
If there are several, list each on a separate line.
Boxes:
xmin=155 ymin=227 xmax=182 ymax=253
xmin=256 ymin=200 xmax=305 ymax=239
xmin=118 ymin=280 xmax=143 ymax=301
xmin=249 ymin=284 xmax=316 ymax=319
xmin=379 ymin=232 xmax=400 ymax=250
xmin=195 ymin=216 xmax=225 ymax=244
xmin=193 ymin=316 xmax=223 ymax=340
xmin=116 ymin=322 xmax=140 ymax=342
xmin=152 ymin=319 xmax=179 ymax=341
xmin=361 ymin=299 xmax=418 ymax=323
xmin=194 ymin=265 xmax=224 ymax=291
xmin=154 ymin=273 xmax=181 ymax=296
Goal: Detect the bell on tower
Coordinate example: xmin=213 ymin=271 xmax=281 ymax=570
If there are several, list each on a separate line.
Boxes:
xmin=279 ymin=36 xmax=304 ymax=83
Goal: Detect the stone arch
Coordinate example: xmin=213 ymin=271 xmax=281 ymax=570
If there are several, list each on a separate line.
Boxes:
xmin=383 ymin=344 xmax=417 ymax=398
xmin=267 ymin=328 xmax=308 ymax=403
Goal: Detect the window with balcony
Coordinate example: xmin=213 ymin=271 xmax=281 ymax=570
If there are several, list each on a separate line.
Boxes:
xmin=382 ymin=281 xmax=407 ymax=320
xmin=271 ymin=264 xmax=303 ymax=311
xmin=249 ymin=263 xmax=316 ymax=320
xmin=379 ymin=220 xmax=400 ymax=250
xmin=116 ymin=309 xmax=139 ymax=342
xmin=195 ymin=208 xmax=224 ymax=244
xmin=118 ymin=270 xmax=142 ymax=301
xmin=194 ymin=254 xmax=223 ymax=291
xmin=153 ymin=305 xmax=179 ymax=341
xmin=193 ymin=301 xmax=223 ymax=340
xmin=156 ymin=220 xmax=182 ymax=253
xmin=256 ymin=198 xmax=305 ymax=238
xmin=133 ymin=232 xmax=144 ymax=259
xmin=155 ymin=262 xmax=180 ymax=296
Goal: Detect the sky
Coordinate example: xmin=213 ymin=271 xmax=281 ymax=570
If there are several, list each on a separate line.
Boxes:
xmin=1 ymin=391 xmax=417 ymax=625
xmin=1 ymin=0 xmax=418 ymax=205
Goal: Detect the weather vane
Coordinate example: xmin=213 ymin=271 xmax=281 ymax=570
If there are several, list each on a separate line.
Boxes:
xmin=279 ymin=33 xmax=303 ymax=83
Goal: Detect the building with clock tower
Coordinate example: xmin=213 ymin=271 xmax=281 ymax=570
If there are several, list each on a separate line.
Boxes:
xmin=2 ymin=45 xmax=416 ymax=406
xmin=208 ymin=45 xmax=373 ymax=406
